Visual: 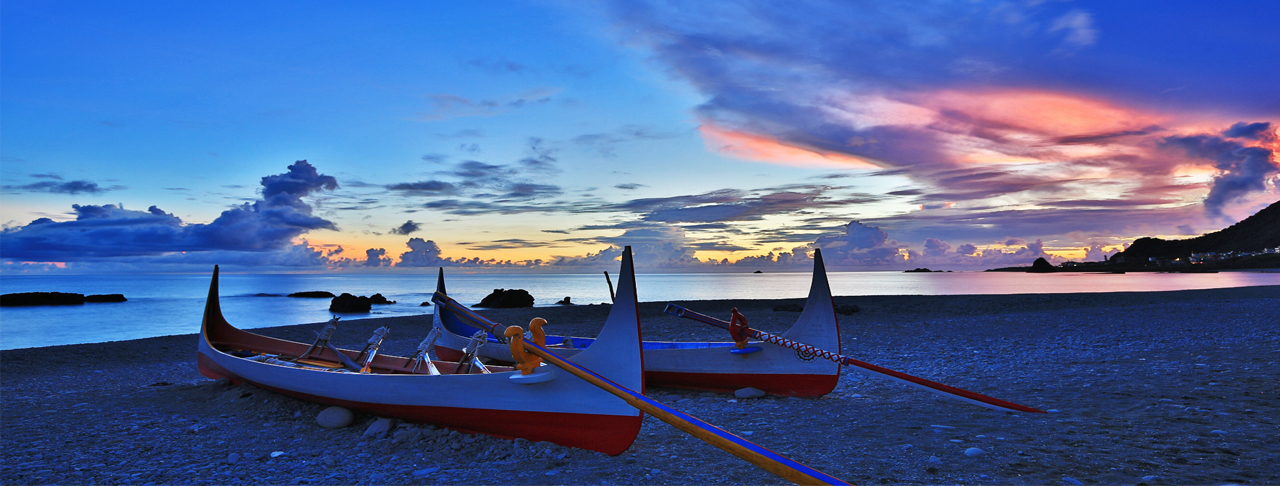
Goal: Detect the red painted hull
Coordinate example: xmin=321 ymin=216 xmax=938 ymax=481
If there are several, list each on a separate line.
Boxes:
xmin=647 ymin=370 xmax=838 ymax=398
xmin=199 ymin=352 xmax=641 ymax=455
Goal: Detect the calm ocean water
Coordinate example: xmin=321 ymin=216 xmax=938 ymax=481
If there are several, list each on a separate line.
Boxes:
xmin=2 ymin=270 xmax=1277 ymax=350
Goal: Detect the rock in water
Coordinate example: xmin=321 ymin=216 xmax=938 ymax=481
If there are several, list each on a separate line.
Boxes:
xmin=474 ymin=289 xmax=535 ymax=308
xmin=84 ymin=294 xmax=127 ymax=303
xmin=1029 ymin=257 xmax=1055 ymax=273
xmin=329 ymin=293 xmax=372 ymax=313
xmin=734 ymin=387 xmax=766 ymax=399
xmin=289 ymin=291 xmax=335 ymax=298
xmin=369 ymin=293 xmax=396 ymax=304
xmin=556 ymin=296 xmax=573 ymax=305
xmin=316 ymin=406 xmax=353 ymax=429
xmin=1 ymin=292 xmax=84 ymax=306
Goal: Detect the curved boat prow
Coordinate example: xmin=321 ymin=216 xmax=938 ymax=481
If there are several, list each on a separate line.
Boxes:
xmin=780 ymin=248 xmax=841 ymax=354
xmin=564 ymin=246 xmax=644 ymax=394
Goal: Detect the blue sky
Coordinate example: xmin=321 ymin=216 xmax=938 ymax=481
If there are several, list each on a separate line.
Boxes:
xmin=2 ymin=0 xmax=1278 ymax=273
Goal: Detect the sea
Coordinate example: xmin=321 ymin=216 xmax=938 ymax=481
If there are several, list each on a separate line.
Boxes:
xmin=2 ymin=270 xmax=1277 ymax=350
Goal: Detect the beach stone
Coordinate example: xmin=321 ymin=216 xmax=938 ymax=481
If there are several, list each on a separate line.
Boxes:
xmin=269 ymin=451 xmax=285 ymax=458
xmin=316 ymin=407 xmax=353 ymax=429
xmin=928 ymin=456 xmax=942 ymax=464
xmin=364 ymin=418 xmax=400 ymax=439
xmin=1140 ymin=475 xmax=1161 ymax=483
xmin=225 ymin=453 xmax=240 ymax=465
xmin=734 ymin=387 xmax=766 ymax=399
xmin=413 ymin=467 xmax=439 ymax=477
xmin=393 ymin=429 xmax=421 ymax=443
xmin=964 ymin=447 xmax=986 ymax=457
xmin=1062 ymin=476 xmax=1084 ymax=485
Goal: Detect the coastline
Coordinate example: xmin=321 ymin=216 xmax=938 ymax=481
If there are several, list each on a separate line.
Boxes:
xmin=4 ymin=286 xmax=1278 ymax=484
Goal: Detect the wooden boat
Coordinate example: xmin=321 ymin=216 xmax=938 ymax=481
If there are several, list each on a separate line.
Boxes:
xmin=433 ymin=249 xmax=842 ymax=397
xmin=196 ymin=251 xmax=646 ymax=455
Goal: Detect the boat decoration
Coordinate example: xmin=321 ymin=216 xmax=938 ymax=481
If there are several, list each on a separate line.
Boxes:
xmin=196 ymin=250 xmax=646 ymax=455
xmin=432 ymin=249 xmax=844 ymax=397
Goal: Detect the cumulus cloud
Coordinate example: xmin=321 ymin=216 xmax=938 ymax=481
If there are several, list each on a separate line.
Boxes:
xmin=0 ymin=160 xmax=339 ymax=262
xmin=363 ymin=248 xmax=391 ymax=267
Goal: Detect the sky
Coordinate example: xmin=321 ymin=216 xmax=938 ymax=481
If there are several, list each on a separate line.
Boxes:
xmin=2 ymin=0 xmax=1278 ymax=274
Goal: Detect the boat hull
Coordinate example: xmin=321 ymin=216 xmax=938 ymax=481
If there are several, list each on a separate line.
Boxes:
xmin=432 ymin=251 xmax=843 ymax=398
xmin=196 ymin=252 xmax=646 ymax=455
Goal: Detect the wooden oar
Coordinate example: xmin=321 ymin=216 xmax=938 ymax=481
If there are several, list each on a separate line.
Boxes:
xmin=664 ymin=304 xmax=1045 ymax=414
xmin=432 ymin=291 xmax=850 ymax=486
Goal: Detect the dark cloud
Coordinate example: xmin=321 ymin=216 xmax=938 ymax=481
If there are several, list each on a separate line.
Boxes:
xmin=1161 ymin=126 xmax=1279 ymax=217
xmin=386 ymin=180 xmax=458 ymax=195
xmin=3 ymin=180 xmax=111 ymax=194
xmin=1223 ymin=122 xmax=1271 ymax=140
xmin=390 ymin=220 xmax=421 ymax=235
xmin=0 ymin=160 xmax=339 ymax=261
xmin=615 ymin=183 xmax=645 ymax=190
xmin=421 ymin=154 xmax=449 ymax=163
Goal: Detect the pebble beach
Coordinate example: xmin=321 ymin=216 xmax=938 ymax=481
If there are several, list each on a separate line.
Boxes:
xmin=3 ymin=285 xmax=1278 ymax=485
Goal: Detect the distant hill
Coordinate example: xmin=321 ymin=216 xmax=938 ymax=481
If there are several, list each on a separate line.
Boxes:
xmin=1116 ymin=199 xmax=1280 ymax=261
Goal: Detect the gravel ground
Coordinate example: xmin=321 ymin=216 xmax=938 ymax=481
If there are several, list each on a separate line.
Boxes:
xmin=3 ymin=285 xmax=1278 ymax=485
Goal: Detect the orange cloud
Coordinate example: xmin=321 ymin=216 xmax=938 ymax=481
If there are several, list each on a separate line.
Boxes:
xmin=699 ymin=124 xmax=880 ymax=169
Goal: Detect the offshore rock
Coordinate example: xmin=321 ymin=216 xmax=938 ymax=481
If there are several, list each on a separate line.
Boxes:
xmin=330 ymin=293 xmax=372 ymax=313
xmin=84 ymin=294 xmax=127 ymax=303
xmin=289 ymin=291 xmax=335 ymax=298
xmin=1 ymin=292 xmax=84 ymax=306
xmin=475 ymin=289 xmax=535 ymax=308
xmin=1029 ymin=257 xmax=1056 ymax=273
xmin=369 ymin=293 xmax=396 ymax=304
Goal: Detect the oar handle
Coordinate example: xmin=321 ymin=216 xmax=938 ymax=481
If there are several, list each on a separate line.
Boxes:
xmin=434 ymin=293 xmax=851 ymax=485
xmin=663 ymin=303 xmax=1046 ymax=414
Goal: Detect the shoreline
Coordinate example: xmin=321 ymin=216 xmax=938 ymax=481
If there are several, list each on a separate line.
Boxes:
xmin=4 ymin=286 xmax=1278 ymax=484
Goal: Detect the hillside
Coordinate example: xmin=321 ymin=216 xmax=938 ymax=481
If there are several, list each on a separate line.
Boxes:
xmin=1117 ymin=199 xmax=1280 ymax=261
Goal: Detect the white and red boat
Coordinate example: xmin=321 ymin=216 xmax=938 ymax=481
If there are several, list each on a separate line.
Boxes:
xmin=433 ymin=250 xmax=842 ymax=397
xmin=197 ymin=249 xmax=646 ymax=455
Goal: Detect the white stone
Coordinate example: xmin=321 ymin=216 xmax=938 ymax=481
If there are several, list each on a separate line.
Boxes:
xmin=316 ymin=406 xmax=353 ymax=429
xmin=734 ymin=387 xmax=766 ymax=399
xmin=363 ymin=417 xmax=399 ymax=438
